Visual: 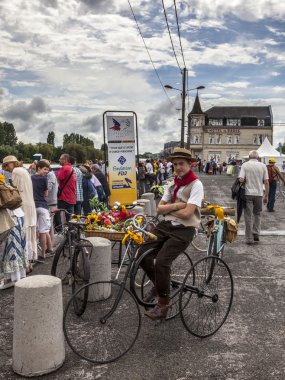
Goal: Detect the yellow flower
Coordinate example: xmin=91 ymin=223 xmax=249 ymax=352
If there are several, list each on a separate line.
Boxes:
xmin=207 ymin=205 xmax=224 ymax=220
xmin=122 ymin=230 xmax=143 ymax=245
xmin=87 ymin=214 xmax=98 ymax=223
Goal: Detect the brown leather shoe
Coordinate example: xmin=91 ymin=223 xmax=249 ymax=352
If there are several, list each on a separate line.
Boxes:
xmin=143 ymin=287 xmax=158 ymax=304
xmin=144 ymin=304 xmax=169 ymax=320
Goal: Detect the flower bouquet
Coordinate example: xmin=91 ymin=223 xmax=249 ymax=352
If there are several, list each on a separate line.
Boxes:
xmin=84 ymin=205 xmax=137 ymax=241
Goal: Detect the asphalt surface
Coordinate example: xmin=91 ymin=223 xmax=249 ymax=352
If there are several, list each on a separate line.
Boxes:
xmin=1 ymin=172 xmax=285 ymax=380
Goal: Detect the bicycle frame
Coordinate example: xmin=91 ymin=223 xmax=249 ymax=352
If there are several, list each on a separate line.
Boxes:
xmin=207 ymin=217 xmax=226 ymax=257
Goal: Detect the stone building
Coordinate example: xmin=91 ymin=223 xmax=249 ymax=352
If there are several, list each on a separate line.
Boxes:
xmin=187 ymin=95 xmax=273 ymax=163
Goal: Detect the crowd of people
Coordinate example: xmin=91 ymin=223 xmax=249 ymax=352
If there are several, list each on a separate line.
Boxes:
xmin=1 ymin=150 xmax=284 ymax=293
xmin=137 ymin=158 xmax=174 ymax=195
xmin=0 ymin=154 xmax=110 ymax=289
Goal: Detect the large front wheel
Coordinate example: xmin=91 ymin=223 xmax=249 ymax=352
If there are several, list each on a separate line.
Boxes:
xmin=63 ymin=281 xmax=141 ymax=364
xmin=179 ymin=256 xmax=234 ymax=338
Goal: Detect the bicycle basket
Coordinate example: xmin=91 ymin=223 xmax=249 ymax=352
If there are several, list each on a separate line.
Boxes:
xmin=225 ymin=218 xmax=238 ymax=243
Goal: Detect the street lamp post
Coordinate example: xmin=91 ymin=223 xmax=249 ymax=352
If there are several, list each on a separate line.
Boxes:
xmin=165 ymin=75 xmax=205 ymax=149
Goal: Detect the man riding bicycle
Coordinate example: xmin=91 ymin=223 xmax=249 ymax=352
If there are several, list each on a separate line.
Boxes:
xmin=139 ymin=147 xmax=204 ymax=320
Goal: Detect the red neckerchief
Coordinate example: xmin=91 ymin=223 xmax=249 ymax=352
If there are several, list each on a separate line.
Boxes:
xmin=172 ymin=170 xmax=198 ymax=202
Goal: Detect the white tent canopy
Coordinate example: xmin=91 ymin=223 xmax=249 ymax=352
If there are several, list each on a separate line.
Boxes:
xmin=256 ymin=137 xmax=285 ymax=170
xmin=256 ymin=137 xmax=285 ymax=158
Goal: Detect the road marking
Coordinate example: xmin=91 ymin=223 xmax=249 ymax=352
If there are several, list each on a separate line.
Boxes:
xmin=238 ymin=230 xmax=285 ymax=236
xmin=234 ymin=275 xmax=285 ymax=280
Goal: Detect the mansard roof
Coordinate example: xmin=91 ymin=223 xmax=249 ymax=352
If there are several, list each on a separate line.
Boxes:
xmin=190 ymin=94 xmax=204 ymax=115
xmin=205 ymin=106 xmax=272 ymax=119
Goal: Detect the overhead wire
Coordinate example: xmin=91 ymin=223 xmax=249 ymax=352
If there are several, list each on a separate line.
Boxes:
xmin=173 ymin=0 xmax=187 ymax=68
xmin=127 ymin=0 xmax=174 ymax=106
xmin=161 ymin=0 xmax=182 ymax=72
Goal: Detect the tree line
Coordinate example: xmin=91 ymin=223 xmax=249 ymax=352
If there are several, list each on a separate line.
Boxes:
xmin=0 ymin=122 xmax=104 ymax=163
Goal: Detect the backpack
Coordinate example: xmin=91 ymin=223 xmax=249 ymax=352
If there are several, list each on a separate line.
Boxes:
xmin=138 ymin=167 xmax=146 ymax=180
xmin=231 ymin=177 xmax=243 ymax=200
xmin=0 ymin=182 xmax=22 ymax=210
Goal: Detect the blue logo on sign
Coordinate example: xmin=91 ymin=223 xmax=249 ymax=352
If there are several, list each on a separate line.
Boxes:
xmin=118 ymin=156 xmax=126 ymax=165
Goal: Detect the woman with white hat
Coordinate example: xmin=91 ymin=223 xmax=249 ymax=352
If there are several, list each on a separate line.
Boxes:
xmin=2 ymin=156 xmax=37 ymax=264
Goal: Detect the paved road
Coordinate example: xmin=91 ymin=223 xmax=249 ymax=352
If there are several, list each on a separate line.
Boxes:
xmin=1 ymin=172 xmax=285 ymax=380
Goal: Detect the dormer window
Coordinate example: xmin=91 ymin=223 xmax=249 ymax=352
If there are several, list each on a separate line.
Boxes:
xmin=209 ymin=119 xmax=223 ymax=126
xmin=227 ymin=119 xmax=241 ymax=126
xmin=258 ymin=119 xmax=265 ymax=126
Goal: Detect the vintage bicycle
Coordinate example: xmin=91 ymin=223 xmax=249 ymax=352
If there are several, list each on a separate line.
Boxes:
xmin=63 ymin=209 xmax=234 ymax=364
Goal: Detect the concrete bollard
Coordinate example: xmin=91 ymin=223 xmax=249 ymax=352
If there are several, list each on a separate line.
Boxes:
xmin=137 ymin=199 xmax=151 ymax=216
xmin=13 ymin=275 xmax=65 ymax=377
xmin=142 ymin=192 xmax=156 ymax=216
xmin=85 ymin=237 xmax=112 ymax=301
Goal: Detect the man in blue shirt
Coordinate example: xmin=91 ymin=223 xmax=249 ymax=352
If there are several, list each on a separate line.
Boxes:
xmin=31 ymin=160 xmax=53 ymax=262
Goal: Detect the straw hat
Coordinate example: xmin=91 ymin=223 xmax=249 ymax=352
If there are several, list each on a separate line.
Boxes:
xmin=168 ymin=147 xmax=196 ymax=162
xmin=3 ymin=155 xmax=18 ymax=164
xmin=2 ymin=155 xmax=18 ymax=169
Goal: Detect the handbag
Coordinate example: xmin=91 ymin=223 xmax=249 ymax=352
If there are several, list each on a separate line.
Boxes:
xmin=57 ymin=169 xmax=74 ymax=197
xmin=0 ymin=182 xmax=22 ymax=210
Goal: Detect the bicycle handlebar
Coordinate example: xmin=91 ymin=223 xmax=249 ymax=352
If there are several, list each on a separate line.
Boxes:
xmin=131 ymin=214 xmax=157 ymax=240
xmin=201 ymin=207 xmax=235 ymax=216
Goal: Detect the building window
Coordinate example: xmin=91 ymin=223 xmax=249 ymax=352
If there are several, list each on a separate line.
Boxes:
xmin=227 ymin=135 xmax=233 ymax=144
xmin=253 ymin=135 xmax=258 ymax=144
xmin=227 ymin=119 xmax=241 ymax=126
xmin=234 ymin=135 xmax=240 ymax=144
xmin=208 ymin=152 xmax=221 ymax=162
xmin=209 ymin=119 xmax=223 ymax=126
xmin=226 ymin=152 xmax=239 ymax=163
xmin=191 ymin=118 xmax=202 ymax=127
xmin=258 ymin=119 xmax=265 ymax=126
xmin=216 ymin=134 xmax=222 ymax=144
xmin=193 ymin=135 xmax=200 ymax=144
xmin=209 ymin=135 xmax=215 ymax=144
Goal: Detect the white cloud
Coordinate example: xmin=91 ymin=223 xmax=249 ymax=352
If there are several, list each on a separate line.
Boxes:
xmin=180 ymin=0 xmax=285 ymax=22
xmin=0 ymin=0 xmax=284 ymax=153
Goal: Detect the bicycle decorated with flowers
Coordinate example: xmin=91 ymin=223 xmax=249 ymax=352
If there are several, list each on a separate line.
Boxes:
xmin=63 ymin=208 xmax=234 ymax=365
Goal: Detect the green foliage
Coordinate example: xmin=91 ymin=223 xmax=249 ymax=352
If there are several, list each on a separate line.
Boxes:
xmin=0 ymin=122 xmax=18 ymax=146
xmin=63 ymin=133 xmax=94 ymax=147
xmin=0 ymin=120 xmax=103 ymax=163
xmin=47 ymin=131 xmax=55 ymax=146
xmin=17 ymin=143 xmax=38 ymax=161
xmin=0 ymin=145 xmax=19 ymax=161
xmin=36 ymin=143 xmax=54 ymax=161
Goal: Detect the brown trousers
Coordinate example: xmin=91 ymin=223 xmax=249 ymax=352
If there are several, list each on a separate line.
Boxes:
xmin=139 ymin=221 xmax=196 ymax=297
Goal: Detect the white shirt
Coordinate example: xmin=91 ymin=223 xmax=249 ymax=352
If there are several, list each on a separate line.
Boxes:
xmin=146 ymin=163 xmax=153 ymax=175
xmin=239 ymin=159 xmax=268 ymax=196
xmin=162 ymin=179 xmax=204 ymax=208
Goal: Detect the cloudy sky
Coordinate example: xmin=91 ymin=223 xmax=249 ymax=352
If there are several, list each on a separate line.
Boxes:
xmin=0 ymin=0 xmax=285 ymax=153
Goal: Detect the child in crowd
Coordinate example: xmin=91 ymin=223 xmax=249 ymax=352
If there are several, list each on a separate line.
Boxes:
xmin=31 ymin=160 xmax=53 ymax=263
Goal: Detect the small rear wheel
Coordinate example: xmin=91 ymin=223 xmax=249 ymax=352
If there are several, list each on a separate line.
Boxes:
xmin=179 ymin=256 xmax=234 ymax=337
xmin=71 ymin=245 xmax=91 ymax=316
xmin=63 ymin=281 xmax=141 ymax=364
